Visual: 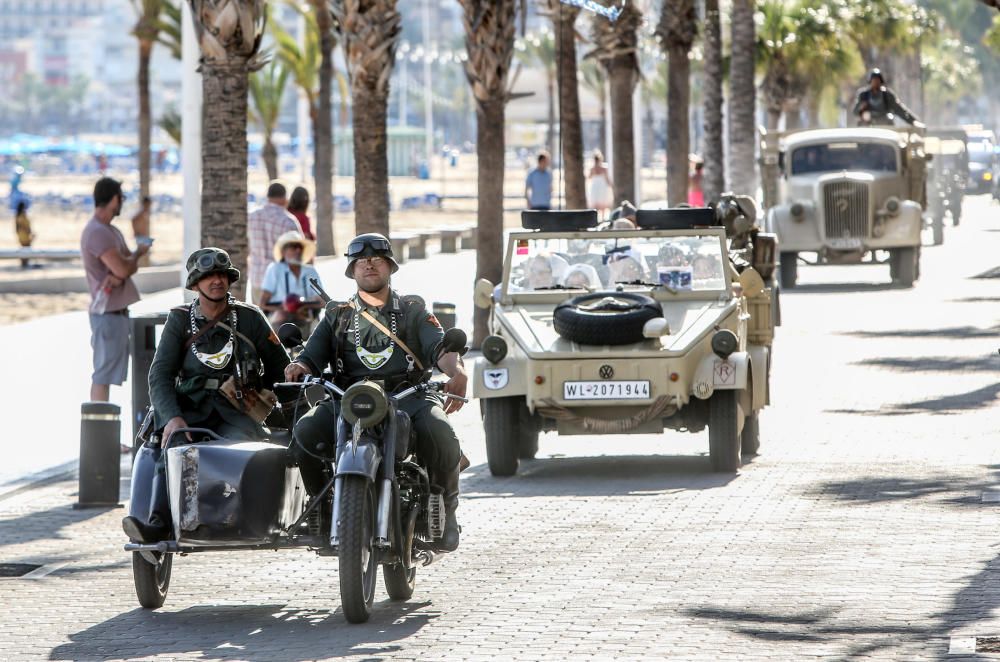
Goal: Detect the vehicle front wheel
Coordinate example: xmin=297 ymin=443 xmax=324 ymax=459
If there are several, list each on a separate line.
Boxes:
xmin=338 ymin=476 xmax=378 ymax=623
xmin=708 ymin=390 xmax=742 ymax=473
xmin=741 ymin=412 xmax=760 ymax=456
xmin=891 ymin=247 xmax=918 ymax=287
xmin=132 ymin=551 xmax=172 ymax=609
xmin=778 ymin=252 xmax=798 ymax=289
xmin=483 ymin=397 xmax=523 ymax=476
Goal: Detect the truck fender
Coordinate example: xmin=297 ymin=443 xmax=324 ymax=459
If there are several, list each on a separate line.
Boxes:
xmin=748 ymin=345 xmax=770 ymax=410
xmin=473 ymin=356 xmax=528 ymax=398
xmin=335 ymin=435 xmax=381 ymax=482
xmin=692 ymin=351 xmax=749 ymax=400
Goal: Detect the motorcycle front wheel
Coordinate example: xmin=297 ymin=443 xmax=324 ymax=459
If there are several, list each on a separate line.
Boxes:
xmin=132 ymin=551 xmax=172 ymax=609
xmin=338 ymin=476 xmax=378 ymax=623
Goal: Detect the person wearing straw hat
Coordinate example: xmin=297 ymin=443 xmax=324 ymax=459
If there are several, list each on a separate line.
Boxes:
xmin=258 ymin=230 xmax=325 ymax=332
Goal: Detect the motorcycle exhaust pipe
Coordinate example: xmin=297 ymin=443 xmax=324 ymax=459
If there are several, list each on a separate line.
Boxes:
xmin=375 ymin=478 xmax=392 ymax=546
xmin=330 ymin=476 xmax=343 ymax=547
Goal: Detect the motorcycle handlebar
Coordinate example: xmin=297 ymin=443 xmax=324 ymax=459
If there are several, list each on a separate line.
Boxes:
xmin=272 ymin=377 xmax=468 ymax=404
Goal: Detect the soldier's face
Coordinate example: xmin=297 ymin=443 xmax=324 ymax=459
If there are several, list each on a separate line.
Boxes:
xmin=194 ymin=272 xmax=229 ymax=301
xmin=353 ymin=256 xmax=391 ymax=293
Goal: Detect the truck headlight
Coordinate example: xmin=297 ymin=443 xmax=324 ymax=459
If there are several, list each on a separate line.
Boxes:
xmin=482 ymin=335 xmax=508 ymax=364
xmin=884 ymin=197 xmax=900 ymax=216
xmin=790 ymin=203 xmax=805 ymax=220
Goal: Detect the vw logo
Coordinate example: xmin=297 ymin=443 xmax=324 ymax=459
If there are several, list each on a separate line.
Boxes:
xmin=599 ymin=364 xmax=614 ymax=379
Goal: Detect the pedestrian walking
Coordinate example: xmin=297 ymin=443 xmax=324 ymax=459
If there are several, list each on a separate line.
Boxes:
xmin=248 ymin=181 xmax=302 ymax=303
xmin=287 ymin=186 xmax=315 ymax=242
xmin=80 ymin=177 xmax=149 ymax=403
xmin=587 ymin=150 xmax=614 ymax=219
xmin=14 ymin=200 xmax=34 ymax=269
xmin=525 ymin=151 xmax=553 ymax=211
xmin=688 ymin=159 xmax=705 ymax=207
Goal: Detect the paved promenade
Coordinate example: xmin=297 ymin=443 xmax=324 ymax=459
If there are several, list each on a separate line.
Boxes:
xmin=0 ymin=197 xmax=998 ymax=660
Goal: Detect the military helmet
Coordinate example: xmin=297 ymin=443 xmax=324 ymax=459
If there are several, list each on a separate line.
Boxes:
xmin=868 ymin=68 xmax=885 ymax=84
xmin=185 ymin=247 xmax=240 ymax=289
xmin=344 ymin=232 xmax=399 ymax=278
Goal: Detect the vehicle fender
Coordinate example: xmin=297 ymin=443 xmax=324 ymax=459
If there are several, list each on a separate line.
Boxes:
xmin=768 ymin=204 xmax=820 ymax=252
xmin=473 ymin=355 xmax=528 ymax=398
xmin=748 ymin=345 xmax=770 ymax=410
xmin=692 ymin=351 xmax=749 ymax=400
xmin=881 ymin=201 xmax=922 ymax=244
xmin=335 ymin=435 xmax=381 ymax=482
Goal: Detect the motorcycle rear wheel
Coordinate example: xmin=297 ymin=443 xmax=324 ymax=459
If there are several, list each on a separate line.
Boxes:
xmin=132 ymin=551 xmax=171 ymax=609
xmin=339 ymin=476 xmax=378 ymax=623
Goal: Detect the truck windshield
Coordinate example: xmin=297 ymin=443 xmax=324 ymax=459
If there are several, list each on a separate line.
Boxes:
xmin=968 ymin=143 xmax=995 ymax=164
xmin=790 ymin=142 xmax=897 ymax=175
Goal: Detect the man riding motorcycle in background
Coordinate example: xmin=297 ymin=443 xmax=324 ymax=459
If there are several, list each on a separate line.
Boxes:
xmin=284 ymin=233 xmax=468 ymax=552
xmin=853 ymin=68 xmax=924 ymax=128
xmin=122 ymin=247 xmax=290 ymax=544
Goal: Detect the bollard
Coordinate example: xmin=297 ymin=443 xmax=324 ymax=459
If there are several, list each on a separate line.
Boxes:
xmin=432 ymin=302 xmax=457 ymax=331
xmin=77 ymin=402 xmax=122 ymax=508
xmin=130 ymin=313 xmax=169 ymax=446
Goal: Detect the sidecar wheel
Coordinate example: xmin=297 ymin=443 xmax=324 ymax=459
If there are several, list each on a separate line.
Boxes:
xmin=383 ymin=563 xmax=416 ymax=601
xmin=339 ymin=476 xmax=378 ymax=623
xmin=132 ymin=551 xmax=172 ymax=609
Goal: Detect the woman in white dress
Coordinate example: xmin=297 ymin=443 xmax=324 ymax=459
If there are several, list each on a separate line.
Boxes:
xmin=587 ymin=150 xmax=614 ymax=218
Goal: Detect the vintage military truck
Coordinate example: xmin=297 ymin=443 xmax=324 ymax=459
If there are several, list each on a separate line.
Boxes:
xmin=472 ymin=205 xmax=777 ymax=477
xmin=760 ymin=127 xmax=928 ymax=288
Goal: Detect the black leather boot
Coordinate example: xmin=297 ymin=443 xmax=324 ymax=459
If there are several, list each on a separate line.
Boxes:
xmin=437 ymin=463 xmax=461 ymax=552
xmin=122 ymin=515 xmax=169 ymax=544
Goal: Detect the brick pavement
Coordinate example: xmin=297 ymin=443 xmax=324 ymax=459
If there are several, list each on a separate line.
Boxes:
xmin=0 ymin=197 xmax=998 ymax=661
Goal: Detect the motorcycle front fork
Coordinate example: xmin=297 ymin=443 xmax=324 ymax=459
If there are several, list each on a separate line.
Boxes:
xmin=327 ymin=477 xmax=393 ymax=550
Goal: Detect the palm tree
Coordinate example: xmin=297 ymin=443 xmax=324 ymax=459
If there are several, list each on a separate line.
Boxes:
xmin=547 ymin=0 xmax=586 ymax=209
xmin=578 ymin=58 xmax=607 ymax=155
xmin=702 ymin=0 xmax=725 ymax=202
xmin=249 ymin=60 xmax=291 ymax=180
xmin=189 ymin=0 xmax=267 ymax=300
xmin=310 ymin=0 xmax=336 ymax=255
xmin=459 ymin=0 xmax=521 ymax=347
xmin=589 ymin=0 xmax=643 ymax=205
xmin=728 ymin=0 xmax=756 ymax=198
xmin=517 ymin=27 xmax=556 ymax=159
xmin=131 ymin=0 xmax=169 ymax=203
xmin=157 ymin=0 xmax=182 ymax=59
xmin=158 ymin=105 xmax=182 ymax=145
xmin=331 ymin=0 xmax=402 ymax=237
xmin=657 ymin=0 xmax=698 ymax=205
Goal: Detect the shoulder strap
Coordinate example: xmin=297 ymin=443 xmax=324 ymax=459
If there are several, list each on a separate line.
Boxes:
xmin=351 ymin=299 xmax=425 ymax=371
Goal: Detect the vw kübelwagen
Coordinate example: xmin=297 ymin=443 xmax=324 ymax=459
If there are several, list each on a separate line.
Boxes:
xmin=760 ymin=127 xmax=927 ymax=288
xmin=925 ymin=128 xmax=969 ymax=243
xmin=472 ymin=206 xmax=776 ymax=476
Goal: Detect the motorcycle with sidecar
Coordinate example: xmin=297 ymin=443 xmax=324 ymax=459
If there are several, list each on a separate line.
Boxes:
xmin=125 ymin=326 xmax=469 ymax=624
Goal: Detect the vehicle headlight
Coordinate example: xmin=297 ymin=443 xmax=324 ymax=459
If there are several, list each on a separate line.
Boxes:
xmin=985 ymin=172 xmax=994 ymax=182
xmin=341 ymin=381 xmax=389 ymax=428
xmin=711 ymin=329 xmax=738 ymax=360
xmin=884 ymin=197 xmax=900 ymax=216
xmin=790 ymin=202 xmax=805 ymax=220
xmin=482 ymin=335 xmax=508 ymax=364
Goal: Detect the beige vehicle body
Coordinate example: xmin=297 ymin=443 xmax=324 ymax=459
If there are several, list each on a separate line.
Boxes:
xmin=760 ymin=127 xmax=927 ymax=287
xmin=473 ymin=226 xmax=775 ymax=476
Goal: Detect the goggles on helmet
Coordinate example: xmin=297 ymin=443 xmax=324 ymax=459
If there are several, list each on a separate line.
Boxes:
xmin=196 ymin=251 xmax=232 ymax=271
xmin=347 ymin=237 xmax=391 ymax=257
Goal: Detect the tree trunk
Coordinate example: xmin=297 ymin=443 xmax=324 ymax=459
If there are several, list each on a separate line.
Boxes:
xmin=201 ymin=60 xmax=250 ymax=300
xmin=702 ymin=0 xmax=724 ymax=202
xmin=555 ymin=10 xmax=586 ymax=209
xmin=546 ymin=69 xmax=556 ymax=159
xmin=472 ymin=99 xmax=506 ymax=347
xmin=138 ymin=40 xmax=153 ymax=201
xmin=607 ymin=57 xmax=637 ymax=205
xmin=667 ymin=46 xmax=691 ymax=205
xmin=353 ymin=91 xmax=390 ymax=236
xmin=598 ymin=93 xmax=607 ymax=156
xmin=314 ymin=2 xmax=336 ymax=255
xmin=262 ymin=136 xmax=278 ymax=181
xmin=728 ymin=0 xmax=756 ymax=198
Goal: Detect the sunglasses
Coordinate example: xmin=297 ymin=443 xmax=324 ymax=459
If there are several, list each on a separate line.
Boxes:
xmin=196 ymin=252 xmax=232 ymax=271
xmin=285 ymin=243 xmax=304 ymax=251
xmin=347 ymin=237 xmax=391 ymax=257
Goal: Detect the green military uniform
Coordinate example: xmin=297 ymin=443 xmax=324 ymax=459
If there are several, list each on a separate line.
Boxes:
xmin=148 ymin=299 xmax=290 ymax=440
xmin=292 ymin=289 xmax=461 ymax=494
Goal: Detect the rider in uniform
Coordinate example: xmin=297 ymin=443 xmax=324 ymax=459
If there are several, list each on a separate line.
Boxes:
xmin=285 ymin=233 xmax=468 ymax=552
xmin=122 ymin=247 xmax=290 ymax=543
xmin=853 ymin=68 xmax=923 ymax=127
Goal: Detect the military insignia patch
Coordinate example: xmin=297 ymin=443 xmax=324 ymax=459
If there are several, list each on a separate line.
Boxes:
xmin=268 ymin=330 xmax=280 ymax=345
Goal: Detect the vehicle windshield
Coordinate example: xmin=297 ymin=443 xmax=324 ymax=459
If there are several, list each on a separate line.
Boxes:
xmin=968 ymin=142 xmax=995 ymax=164
xmin=924 ymin=137 xmax=966 ymax=156
xmin=789 ymin=142 xmax=897 ymax=175
xmin=507 ymin=234 xmax=727 ymax=293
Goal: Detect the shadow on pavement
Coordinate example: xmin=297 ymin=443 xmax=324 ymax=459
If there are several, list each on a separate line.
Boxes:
xmin=804 ymin=471 xmax=1000 ymax=508
xmin=852 ymin=356 xmax=1000 ymax=373
xmin=828 ymin=382 xmax=1000 ymax=416
xmin=781 ymin=282 xmax=902 ymax=294
xmin=461 ymin=455 xmax=737 ymax=498
xmin=0 ymin=503 xmax=116 ymax=551
xmin=50 ymin=602 xmax=437 ymax=661
xmin=950 ymin=297 xmax=1000 ymax=304
xmin=842 ymin=324 xmax=1000 ymax=340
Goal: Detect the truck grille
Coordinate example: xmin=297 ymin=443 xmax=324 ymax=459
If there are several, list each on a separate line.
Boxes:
xmin=823 ymin=181 xmax=870 ymax=239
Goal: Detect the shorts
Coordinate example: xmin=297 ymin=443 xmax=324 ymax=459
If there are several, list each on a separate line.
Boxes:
xmin=89 ymin=311 xmax=130 ymax=386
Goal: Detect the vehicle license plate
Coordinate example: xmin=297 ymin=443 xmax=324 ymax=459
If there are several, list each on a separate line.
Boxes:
xmin=827 ymin=237 xmax=862 ymax=250
xmin=563 ymin=380 xmax=651 ymax=400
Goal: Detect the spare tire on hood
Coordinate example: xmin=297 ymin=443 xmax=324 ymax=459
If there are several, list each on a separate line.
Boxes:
xmin=553 ymin=291 xmax=663 ymax=346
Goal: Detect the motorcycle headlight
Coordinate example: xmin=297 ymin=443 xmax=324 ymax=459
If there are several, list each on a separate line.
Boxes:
xmin=341 ymin=381 xmax=389 ymax=428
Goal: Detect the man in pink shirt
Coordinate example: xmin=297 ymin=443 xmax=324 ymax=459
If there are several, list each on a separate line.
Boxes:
xmin=247 ymin=182 xmax=302 ymax=302
xmin=80 ymin=177 xmax=150 ymax=402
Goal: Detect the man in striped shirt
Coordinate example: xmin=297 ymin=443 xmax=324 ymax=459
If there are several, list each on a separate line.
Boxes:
xmin=247 ymin=182 xmax=302 ymax=302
